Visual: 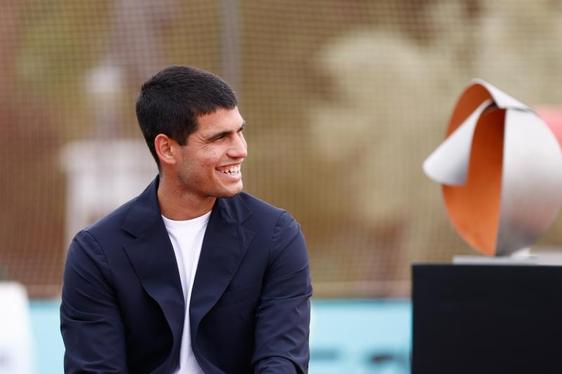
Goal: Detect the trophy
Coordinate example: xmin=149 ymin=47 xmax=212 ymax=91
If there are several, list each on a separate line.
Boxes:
xmin=424 ymin=80 xmax=562 ymax=258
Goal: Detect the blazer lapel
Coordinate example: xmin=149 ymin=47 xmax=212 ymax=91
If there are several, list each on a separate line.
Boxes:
xmin=189 ymin=196 xmax=255 ymax=339
xmin=121 ymin=178 xmax=185 ymax=356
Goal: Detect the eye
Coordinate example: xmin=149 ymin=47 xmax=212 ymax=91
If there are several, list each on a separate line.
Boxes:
xmin=209 ymin=133 xmax=227 ymax=142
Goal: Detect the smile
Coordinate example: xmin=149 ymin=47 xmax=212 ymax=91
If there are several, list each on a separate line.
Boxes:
xmin=217 ymin=165 xmax=241 ymax=175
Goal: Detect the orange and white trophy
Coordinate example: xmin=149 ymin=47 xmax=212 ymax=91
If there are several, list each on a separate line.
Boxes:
xmin=424 ymin=80 xmax=562 ymax=258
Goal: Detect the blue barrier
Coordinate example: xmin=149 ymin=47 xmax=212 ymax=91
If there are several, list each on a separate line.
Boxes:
xmin=29 ymin=301 xmax=64 ymax=374
xmin=310 ymin=300 xmax=411 ymax=374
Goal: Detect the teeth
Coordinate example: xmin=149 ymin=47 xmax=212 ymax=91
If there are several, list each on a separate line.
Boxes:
xmin=219 ymin=165 xmax=241 ymax=174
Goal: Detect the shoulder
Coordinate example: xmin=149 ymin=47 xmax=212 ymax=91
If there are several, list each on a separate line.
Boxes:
xmin=66 ymin=198 xmax=134 ymax=258
xmin=227 ymin=192 xmax=303 ymax=245
xmin=224 ymin=192 xmax=295 ymax=226
xmin=235 ymin=192 xmax=285 ymax=215
xmin=72 ymin=189 xmax=152 ymax=257
xmin=218 ymin=192 xmax=302 ymax=242
xmin=65 ymin=193 xmax=147 ymax=280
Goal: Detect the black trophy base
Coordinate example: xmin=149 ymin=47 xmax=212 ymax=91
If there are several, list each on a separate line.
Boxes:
xmin=412 ymin=264 xmax=562 ymax=374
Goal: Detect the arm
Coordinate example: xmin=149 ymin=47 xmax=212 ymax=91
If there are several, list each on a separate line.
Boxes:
xmin=60 ymin=231 xmax=127 ymax=373
xmin=252 ymin=212 xmax=313 ymax=373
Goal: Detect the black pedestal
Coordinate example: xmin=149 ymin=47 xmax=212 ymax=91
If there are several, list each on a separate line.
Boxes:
xmin=412 ymin=264 xmax=562 ymax=374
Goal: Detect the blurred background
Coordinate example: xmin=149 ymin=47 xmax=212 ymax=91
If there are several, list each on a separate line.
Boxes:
xmin=2 ymin=0 xmax=562 ymax=373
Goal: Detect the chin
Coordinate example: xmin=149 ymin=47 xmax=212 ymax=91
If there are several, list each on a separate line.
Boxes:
xmin=216 ymin=183 xmax=243 ymax=198
xmin=225 ymin=191 xmax=241 ymax=198
xmin=225 ymin=188 xmax=243 ymax=197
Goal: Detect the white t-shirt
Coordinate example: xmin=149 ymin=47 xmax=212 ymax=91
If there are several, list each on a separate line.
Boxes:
xmin=162 ymin=211 xmax=211 ymax=374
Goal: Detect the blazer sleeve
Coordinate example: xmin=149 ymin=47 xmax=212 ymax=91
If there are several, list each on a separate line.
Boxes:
xmin=252 ymin=211 xmax=313 ymax=374
xmin=60 ymin=230 xmax=128 ymax=373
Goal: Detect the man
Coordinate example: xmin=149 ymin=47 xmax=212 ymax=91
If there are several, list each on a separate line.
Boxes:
xmin=60 ymin=66 xmax=312 ymax=373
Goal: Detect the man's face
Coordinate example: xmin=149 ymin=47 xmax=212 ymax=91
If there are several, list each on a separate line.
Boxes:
xmin=174 ymin=106 xmax=247 ymax=201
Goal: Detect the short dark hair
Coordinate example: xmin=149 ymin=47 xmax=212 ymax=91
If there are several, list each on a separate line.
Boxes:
xmin=135 ymin=65 xmax=238 ymax=165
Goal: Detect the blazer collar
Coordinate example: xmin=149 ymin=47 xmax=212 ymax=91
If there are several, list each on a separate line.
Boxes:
xmin=121 ymin=176 xmax=256 ymax=358
xmin=121 ymin=177 xmax=185 ymax=369
xmin=190 ymin=195 xmax=256 ymax=343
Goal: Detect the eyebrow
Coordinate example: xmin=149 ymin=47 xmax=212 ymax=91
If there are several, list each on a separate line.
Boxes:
xmin=205 ymin=122 xmax=246 ymax=141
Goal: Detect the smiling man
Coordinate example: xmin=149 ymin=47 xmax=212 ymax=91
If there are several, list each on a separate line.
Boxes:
xmin=60 ymin=66 xmax=312 ymax=373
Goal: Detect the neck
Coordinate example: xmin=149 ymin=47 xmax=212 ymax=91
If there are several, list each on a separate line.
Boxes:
xmin=157 ymin=174 xmax=216 ymax=220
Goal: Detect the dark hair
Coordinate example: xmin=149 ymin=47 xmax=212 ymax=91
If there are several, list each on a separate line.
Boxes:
xmin=135 ymin=65 xmax=238 ymax=165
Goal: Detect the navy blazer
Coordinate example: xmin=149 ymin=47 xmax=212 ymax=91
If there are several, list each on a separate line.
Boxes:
xmin=60 ymin=178 xmax=312 ymax=373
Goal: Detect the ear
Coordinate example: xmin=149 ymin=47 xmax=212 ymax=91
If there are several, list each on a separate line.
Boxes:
xmin=154 ymin=134 xmax=177 ymax=166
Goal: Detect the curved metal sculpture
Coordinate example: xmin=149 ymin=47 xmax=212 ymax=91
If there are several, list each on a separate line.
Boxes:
xmin=424 ymin=79 xmax=562 ymax=256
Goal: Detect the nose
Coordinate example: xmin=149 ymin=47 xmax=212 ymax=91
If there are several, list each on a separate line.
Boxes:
xmin=228 ymin=133 xmax=248 ymax=159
